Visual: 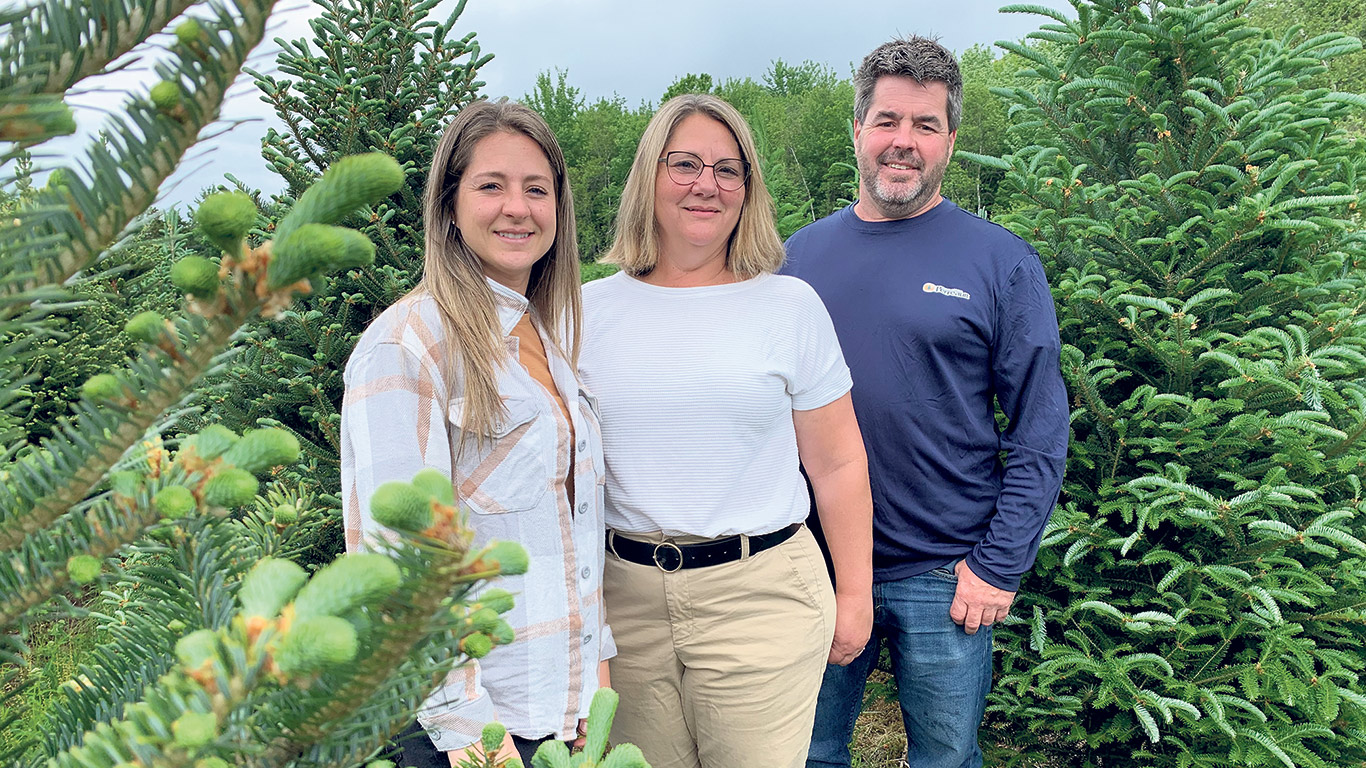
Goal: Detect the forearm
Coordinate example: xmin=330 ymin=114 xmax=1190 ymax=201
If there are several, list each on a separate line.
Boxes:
xmin=973 ymin=459 xmax=1063 ymax=591
xmin=810 ymin=459 xmax=873 ymax=596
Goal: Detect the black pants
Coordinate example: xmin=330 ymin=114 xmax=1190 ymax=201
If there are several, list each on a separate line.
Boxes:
xmin=394 ymin=720 xmax=567 ymax=766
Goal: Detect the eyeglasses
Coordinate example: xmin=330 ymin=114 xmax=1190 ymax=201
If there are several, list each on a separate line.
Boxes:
xmin=658 ymin=151 xmax=750 ymax=191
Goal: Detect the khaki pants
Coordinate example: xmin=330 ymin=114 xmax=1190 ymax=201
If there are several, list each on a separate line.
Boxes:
xmin=604 ymin=526 xmax=836 ymax=768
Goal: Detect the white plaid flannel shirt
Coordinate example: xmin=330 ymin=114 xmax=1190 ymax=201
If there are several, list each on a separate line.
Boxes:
xmin=340 ymin=279 xmax=614 ymax=750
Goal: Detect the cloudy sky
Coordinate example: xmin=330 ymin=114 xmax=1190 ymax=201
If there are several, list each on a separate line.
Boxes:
xmin=53 ymin=0 xmax=1070 ymax=209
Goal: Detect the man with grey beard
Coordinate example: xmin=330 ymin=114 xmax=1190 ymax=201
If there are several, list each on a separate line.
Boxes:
xmin=781 ymin=36 xmax=1068 ymax=768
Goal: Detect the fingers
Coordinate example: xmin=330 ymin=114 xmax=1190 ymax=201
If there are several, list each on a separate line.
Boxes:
xmin=828 ymin=639 xmax=868 ymax=666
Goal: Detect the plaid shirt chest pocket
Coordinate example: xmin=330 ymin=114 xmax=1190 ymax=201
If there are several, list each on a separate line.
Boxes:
xmin=449 ymin=392 xmax=551 ymax=515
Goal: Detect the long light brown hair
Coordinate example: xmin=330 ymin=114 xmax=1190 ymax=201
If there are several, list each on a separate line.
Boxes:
xmin=418 ymin=99 xmax=581 ymax=439
xmin=601 ymin=94 xmax=784 ymax=278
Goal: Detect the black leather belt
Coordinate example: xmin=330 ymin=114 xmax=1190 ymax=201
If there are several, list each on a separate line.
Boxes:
xmin=606 ymin=523 xmax=802 ymax=572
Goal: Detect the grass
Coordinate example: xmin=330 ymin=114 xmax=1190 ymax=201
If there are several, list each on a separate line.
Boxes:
xmin=0 ymin=614 xmax=100 ymax=760
xmin=851 ymin=669 xmax=910 ymax=767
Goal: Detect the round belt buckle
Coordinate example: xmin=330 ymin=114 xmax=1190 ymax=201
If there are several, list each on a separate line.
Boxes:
xmin=652 ymin=541 xmax=683 ymax=573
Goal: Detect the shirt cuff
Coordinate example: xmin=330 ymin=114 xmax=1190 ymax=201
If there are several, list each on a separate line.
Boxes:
xmin=416 ymin=688 xmax=497 ymax=752
xmin=599 ymin=623 xmax=617 ymax=661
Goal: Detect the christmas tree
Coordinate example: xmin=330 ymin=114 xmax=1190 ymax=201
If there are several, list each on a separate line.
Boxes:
xmin=970 ymin=0 xmax=1366 ymax=764
xmin=204 ymin=0 xmax=490 ymax=558
xmin=0 ymin=1 xmax=533 ymax=765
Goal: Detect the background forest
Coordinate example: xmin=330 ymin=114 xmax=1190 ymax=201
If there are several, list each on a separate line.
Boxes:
xmin=4 ymin=0 xmax=1366 ymax=766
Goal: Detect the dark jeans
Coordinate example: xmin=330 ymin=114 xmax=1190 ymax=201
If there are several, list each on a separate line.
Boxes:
xmin=806 ymin=566 xmax=994 ymax=768
xmin=394 ymin=720 xmax=568 ymax=767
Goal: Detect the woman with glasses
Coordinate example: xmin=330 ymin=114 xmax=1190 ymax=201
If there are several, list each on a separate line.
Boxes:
xmin=341 ymin=101 xmax=611 ymax=766
xmin=577 ymin=93 xmax=874 ymax=768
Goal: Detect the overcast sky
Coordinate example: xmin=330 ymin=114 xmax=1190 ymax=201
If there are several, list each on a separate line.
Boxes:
xmin=50 ymin=0 xmax=1071 ymax=209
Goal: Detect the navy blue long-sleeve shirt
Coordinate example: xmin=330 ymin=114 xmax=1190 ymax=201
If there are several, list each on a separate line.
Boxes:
xmin=782 ymin=200 xmax=1068 ymax=592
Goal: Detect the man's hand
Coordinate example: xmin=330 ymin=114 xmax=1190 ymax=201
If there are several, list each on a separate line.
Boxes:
xmin=949 ymin=560 xmax=1015 ymax=635
xmin=828 ymin=590 xmax=873 ymax=665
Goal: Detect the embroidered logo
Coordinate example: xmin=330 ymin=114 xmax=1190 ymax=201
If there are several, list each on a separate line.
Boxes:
xmin=922 ymin=282 xmax=971 ymax=301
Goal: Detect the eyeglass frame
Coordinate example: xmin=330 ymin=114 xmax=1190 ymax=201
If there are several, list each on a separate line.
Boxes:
xmin=657 ymin=151 xmax=751 ymax=191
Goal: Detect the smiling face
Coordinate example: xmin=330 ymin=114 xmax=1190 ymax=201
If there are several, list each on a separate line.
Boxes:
xmin=652 ymin=113 xmax=745 ymax=270
xmin=853 ymin=75 xmax=957 ymax=221
xmin=454 ymin=130 xmax=557 ymax=294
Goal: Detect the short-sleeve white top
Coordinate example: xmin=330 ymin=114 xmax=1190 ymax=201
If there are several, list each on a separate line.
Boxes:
xmin=579 ymin=272 xmax=852 ymax=537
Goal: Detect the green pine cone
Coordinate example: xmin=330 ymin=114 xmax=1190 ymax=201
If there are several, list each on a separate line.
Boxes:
xmin=150 ymin=80 xmax=180 ymax=110
xmin=465 ymin=607 xmax=501 ymax=635
xmin=266 ymin=223 xmax=375 ymax=289
xmin=476 ymin=588 xmax=516 ymax=615
xmin=481 ymin=722 xmax=507 ymax=754
xmin=175 ymin=629 xmax=218 ymax=668
xmin=167 ymin=619 xmax=187 ymax=633
xmin=81 ymin=374 xmax=123 ymax=402
xmin=186 ymin=424 xmax=239 ymax=460
xmin=411 ymin=468 xmax=456 ymax=506
xmin=221 ymin=428 xmax=300 ymax=474
xmin=203 ymin=467 xmax=258 ymax=508
xmin=531 ymin=739 xmax=572 ymax=768
xmin=291 ymin=553 xmax=401 ymax=619
xmin=239 ymin=557 xmax=308 ymax=618
xmin=490 ymin=619 xmax=515 ymax=646
xmin=597 ymin=744 xmax=648 ymax=768
xmin=67 ymin=555 xmax=101 ymax=584
xmin=196 ymin=191 xmax=257 ymax=254
xmin=370 ymin=480 xmax=433 ymax=532
xmin=154 ymin=485 xmax=196 ymax=519
xmin=583 ymin=687 xmax=619 ymax=763
xmin=170 ymin=256 xmax=220 ymax=299
xmin=174 ymin=18 xmax=203 ymax=45
xmin=274 ymin=615 xmax=358 ymax=674
xmin=124 ymin=311 xmax=168 ymax=344
xmin=273 ymin=153 xmax=404 ymax=243
xmin=196 ymin=758 xmax=230 ymax=768
xmin=366 ymin=762 xmax=395 ymax=768
xmin=272 ymin=503 xmax=298 ymax=524
xmin=172 ymin=712 xmax=218 ymax=747
xmin=0 ymin=97 xmax=76 ymax=142
xmin=109 ymin=471 xmax=141 ymax=497
xmin=483 ymin=540 xmax=529 ymax=576
xmin=460 ymin=632 xmax=493 ymax=659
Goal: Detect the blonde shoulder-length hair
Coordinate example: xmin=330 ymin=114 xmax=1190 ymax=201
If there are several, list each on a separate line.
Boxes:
xmin=601 ymin=94 xmax=784 ymax=279
xmin=416 ymin=99 xmax=581 ymax=439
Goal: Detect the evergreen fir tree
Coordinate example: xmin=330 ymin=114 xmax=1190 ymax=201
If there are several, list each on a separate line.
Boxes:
xmin=970 ymin=0 xmax=1366 ymax=765
xmin=0 ymin=1 xmax=554 ymax=766
xmin=207 ymin=0 xmax=490 ymax=548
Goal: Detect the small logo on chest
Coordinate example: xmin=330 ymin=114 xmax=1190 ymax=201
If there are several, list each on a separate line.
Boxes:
xmin=922 ymin=282 xmax=971 ymax=301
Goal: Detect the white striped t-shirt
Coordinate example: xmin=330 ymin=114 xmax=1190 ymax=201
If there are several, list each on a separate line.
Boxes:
xmin=579 ymin=272 xmax=852 ymax=537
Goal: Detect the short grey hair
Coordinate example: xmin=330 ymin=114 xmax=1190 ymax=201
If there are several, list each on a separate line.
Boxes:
xmin=854 ymin=36 xmax=963 ymax=132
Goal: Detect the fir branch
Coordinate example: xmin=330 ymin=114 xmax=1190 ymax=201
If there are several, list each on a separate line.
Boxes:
xmin=2 ymin=0 xmax=279 ymax=315
xmin=0 ymin=0 xmax=200 ymax=97
xmin=0 ymin=306 xmax=246 ymax=552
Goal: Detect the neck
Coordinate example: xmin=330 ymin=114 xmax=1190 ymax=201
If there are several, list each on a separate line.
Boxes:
xmin=644 ymin=239 xmax=734 ymax=287
xmin=854 ymin=192 xmax=944 ymax=222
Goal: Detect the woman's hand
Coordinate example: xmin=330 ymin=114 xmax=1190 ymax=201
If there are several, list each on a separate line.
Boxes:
xmin=828 ymin=590 xmax=873 ymax=665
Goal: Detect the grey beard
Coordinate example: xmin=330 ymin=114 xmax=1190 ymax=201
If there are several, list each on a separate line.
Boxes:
xmin=859 ymin=153 xmax=949 ymax=219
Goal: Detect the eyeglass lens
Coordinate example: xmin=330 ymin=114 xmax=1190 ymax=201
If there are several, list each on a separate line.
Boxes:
xmin=663 ymin=152 xmax=747 ymax=190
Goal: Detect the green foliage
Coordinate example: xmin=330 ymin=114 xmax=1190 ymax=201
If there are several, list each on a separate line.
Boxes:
xmin=0 ymin=1 xmax=569 ymax=765
xmin=524 ymin=70 xmax=650 ymax=261
xmin=1248 ymin=0 xmax=1366 ymax=113
xmin=975 ymin=1 xmax=1366 ymax=765
xmin=203 ymin=0 xmax=491 ymax=564
xmin=10 ymin=209 xmax=185 ymax=444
